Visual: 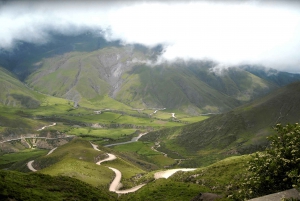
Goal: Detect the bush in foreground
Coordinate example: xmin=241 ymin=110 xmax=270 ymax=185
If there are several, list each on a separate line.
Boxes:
xmin=233 ymin=123 xmax=300 ymax=200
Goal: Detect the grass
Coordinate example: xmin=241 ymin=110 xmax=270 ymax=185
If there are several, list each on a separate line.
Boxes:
xmin=81 ymin=95 xmax=132 ymax=110
xmin=40 ymin=158 xmax=114 ymax=187
xmin=120 ymin=179 xmax=206 ymax=201
xmin=30 ymin=139 xmax=114 ymax=186
xmin=111 ymin=141 xmax=158 ymax=155
xmin=111 ymin=141 xmax=176 ymax=168
xmin=0 ymin=149 xmax=48 ymax=168
xmin=179 ymin=115 xmax=209 ymax=123
xmin=68 ymin=128 xmax=136 ymax=139
xmin=120 ymin=154 xmax=251 ymax=201
xmin=60 ymin=110 xmax=183 ymax=128
xmin=0 ymin=170 xmax=116 ymax=201
xmin=104 ymin=157 xmax=144 ymax=179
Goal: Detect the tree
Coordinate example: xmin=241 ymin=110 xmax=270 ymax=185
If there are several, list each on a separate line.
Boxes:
xmin=234 ymin=123 xmax=300 ymax=200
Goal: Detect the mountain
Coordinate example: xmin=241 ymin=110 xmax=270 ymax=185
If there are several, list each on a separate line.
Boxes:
xmin=140 ymin=81 xmax=300 ymax=166
xmin=0 ymin=66 xmax=42 ymax=108
xmin=241 ymin=65 xmax=300 ymax=87
xmin=23 ymin=44 xmax=297 ymax=114
xmin=1 ymin=33 xmax=300 ymax=114
xmin=0 ymin=32 xmax=121 ymax=80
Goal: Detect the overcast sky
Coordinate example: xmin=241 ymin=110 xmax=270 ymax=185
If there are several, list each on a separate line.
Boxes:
xmin=1 ymin=0 xmax=300 ymax=72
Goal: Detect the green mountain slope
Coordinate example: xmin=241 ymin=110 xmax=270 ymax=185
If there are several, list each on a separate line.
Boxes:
xmin=26 ymin=47 xmax=146 ymax=107
xmin=116 ymin=65 xmax=241 ymax=113
xmin=141 ymin=81 xmax=300 ymax=166
xmin=0 ymin=170 xmax=115 ymax=201
xmin=241 ymin=65 xmax=300 ymax=87
xmin=31 ymin=139 xmax=114 ymax=186
xmin=2 ymin=33 xmax=300 ymax=114
xmin=25 ymin=45 xmax=291 ymax=114
xmin=0 ymin=67 xmax=42 ymax=108
xmin=187 ymin=62 xmax=278 ymax=101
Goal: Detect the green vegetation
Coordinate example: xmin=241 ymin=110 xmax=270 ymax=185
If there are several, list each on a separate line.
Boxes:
xmin=121 ymin=155 xmax=251 ymax=200
xmin=40 ymin=158 xmax=114 ymax=187
xmin=0 ymin=170 xmax=116 ymax=201
xmin=178 ymin=115 xmax=209 ymax=123
xmin=0 ymin=67 xmax=42 ymax=109
xmin=68 ymin=128 xmax=136 ymax=142
xmin=0 ymin=149 xmax=47 ymax=169
xmin=31 ymin=139 xmax=114 ymax=186
xmin=2 ymin=39 xmax=300 ymax=201
xmin=141 ymin=82 xmax=300 ymax=167
xmin=102 ymin=157 xmax=145 ymax=188
xmin=233 ymin=123 xmax=300 ymax=200
xmin=111 ymin=141 xmax=176 ymax=168
xmin=120 ymin=179 xmax=203 ymax=201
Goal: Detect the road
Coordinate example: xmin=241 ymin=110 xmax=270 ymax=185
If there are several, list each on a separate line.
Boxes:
xmin=96 ymin=153 xmax=116 ymax=165
xmin=104 ymin=132 xmax=148 ymax=147
xmin=27 ymin=160 xmax=37 ymax=172
xmin=92 ymin=143 xmax=196 ymax=194
xmin=154 ymin=168 xmax=196 ymax=179
xmin=27 ymin=147 xmax=57 ymax=172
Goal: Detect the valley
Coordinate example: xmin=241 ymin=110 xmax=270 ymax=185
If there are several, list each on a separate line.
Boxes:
xmin=1 ymin=33 xmax=300 ymax=201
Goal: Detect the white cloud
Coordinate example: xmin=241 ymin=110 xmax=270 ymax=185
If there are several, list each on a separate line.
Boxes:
xmin=1 ymin=1 xmax=300 ymax=72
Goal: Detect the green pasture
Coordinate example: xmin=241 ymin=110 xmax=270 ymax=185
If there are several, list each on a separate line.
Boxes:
xmin=103 ymin=157 xmax=145 ymax=179
xmin=178 ymin=115 xmax=209 ymax=123
xmin=0 ymin=149 xmax=48 ymax=168
xmin=68 ymin=128 xmax=136 ymax=139
xmin=81 ymin=95 xmax=132 ymax=110
xmin=120 ymin=179 xmax=205 ymax=201
xmin=112 ymin=141 xmax=158 ymax=155
xmin=40 ymin=158 xmax=114 ymax=187
xmin=111 ymin=141 xmax=176 ymax=168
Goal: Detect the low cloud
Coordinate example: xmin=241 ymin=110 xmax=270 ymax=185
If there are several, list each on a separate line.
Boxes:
xmin=1 ymin=1 xmax=300 ymax=72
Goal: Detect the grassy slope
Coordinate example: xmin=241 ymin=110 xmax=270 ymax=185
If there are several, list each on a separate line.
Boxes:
xmin=0 ymin=170 xmax=116 ymax=201
xmin=24 ymin=45 xmax=289 ymax=115
xmin=26 ymin=47 xmax=136 ymax=104
xmin=0 ymin=149 xmax=251 ymax=201
xmin=116 ymin=64 xmax=240 ymax=114
xmin=0 ymin=149 xmax=48 ymax=169
xmin=33 ymin=139 xmax=114 ymax=187
xmin=111 ymin=141 xmax=176 ymax=168
xmin=0 ymin=67 xmax=43 ymax=108
xmin=121 ymin=155 xmax=251 ymax=201
xmin=141 ymin=82 xmax=300 ymax=166
xmin=188 ymin=64 xmax=278 ymax=102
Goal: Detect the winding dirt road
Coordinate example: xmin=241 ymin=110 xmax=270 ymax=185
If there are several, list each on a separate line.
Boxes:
xmin=27 ymin=160 xmax=37 ymax=172
xmin=94 ymin=150 xmax=145 ymax=194
xmin=90 ymin=142 xmax=101 ymax=151
xmin=154 ymin=168 xmax=196 ymax=179
xmin=108 ymin=167 xmax=146 ymax=193
xmin=37 ymin=123 xmax=56 ymax=131
xmin=92 ymin=144 xmax=195 ymax=194
xmin=104 ymin=132 xmax=148 ymax=147
xmin=27 ymin=147 xmax=58 ymax=172
xmin=96 ymin=153 xmax=116 ymax=165
xmin=26 ymin=137 xmax=196 ymax=195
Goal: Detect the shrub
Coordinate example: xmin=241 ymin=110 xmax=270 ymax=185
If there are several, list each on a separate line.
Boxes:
xmin=233 ymin=123 xmax=300 ymax=200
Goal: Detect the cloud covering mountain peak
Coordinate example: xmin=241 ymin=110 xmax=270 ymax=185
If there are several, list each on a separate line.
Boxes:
xmin=1 ymin=1 xmax=300 ymax=72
